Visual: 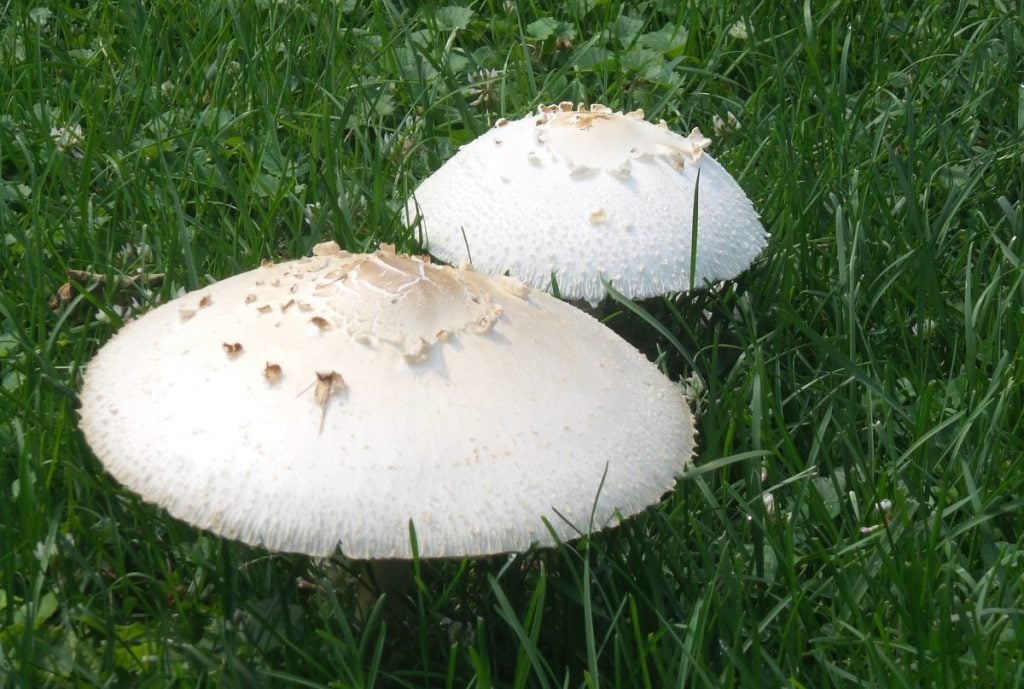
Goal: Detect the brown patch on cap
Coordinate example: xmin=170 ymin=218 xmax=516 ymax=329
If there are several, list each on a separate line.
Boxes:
xmin=263 ymin=362 xmax=282 ymax=384
xmin=314 ymin=370 xmax=347 ymax=431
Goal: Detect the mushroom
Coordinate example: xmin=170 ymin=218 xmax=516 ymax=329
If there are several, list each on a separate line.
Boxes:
xmin=78 ymin=242 xmax=696 ymax=560
xmin=405 ymin=102 xmax=767 ymax=304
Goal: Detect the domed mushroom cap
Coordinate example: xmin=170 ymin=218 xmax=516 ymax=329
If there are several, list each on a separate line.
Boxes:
xmin=406 ymin=102 xmax=767 ymax=304
xmin=79 ymin=243 xmax=695 ymax=559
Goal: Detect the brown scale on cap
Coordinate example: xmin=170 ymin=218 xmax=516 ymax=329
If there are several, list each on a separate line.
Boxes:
xmin=312 ymin=241 xmax=342 ymax=256
xmin=222 ymin=342 xmax=243 ymax=358
xmin=314 ymin=371 xmax=346 ymax=405
xmin=263 ymin=362 xmax=282 ymax=384
xmin=314 ymin=370 xmax=347 ymax=432
xmin=471 ymin=305 xmax=504 ymax=334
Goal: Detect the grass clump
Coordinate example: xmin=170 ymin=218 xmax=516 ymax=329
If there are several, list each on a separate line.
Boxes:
xmin=2 ymin=1 xmax=1022 ymax=686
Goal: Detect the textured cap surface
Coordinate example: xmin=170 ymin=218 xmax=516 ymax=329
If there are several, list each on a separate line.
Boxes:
xmin=406 ymin=103 xmax=767 ymax=304
xmin=79 ymin=243 xmax=695 ymax=559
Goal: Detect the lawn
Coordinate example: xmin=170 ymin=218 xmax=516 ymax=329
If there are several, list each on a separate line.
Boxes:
xmin=1 ymin=1 xmax=1022 ymax=686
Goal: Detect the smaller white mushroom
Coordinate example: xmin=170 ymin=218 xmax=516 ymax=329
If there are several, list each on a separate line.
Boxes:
xmin=405 ymin=102 xmax=768 ymax=304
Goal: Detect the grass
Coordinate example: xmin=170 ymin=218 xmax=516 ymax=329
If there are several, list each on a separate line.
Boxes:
xmin=1 ymin=0 xmax=1022 ymax=686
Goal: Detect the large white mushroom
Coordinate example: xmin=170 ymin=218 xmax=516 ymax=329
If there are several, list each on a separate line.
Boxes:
xmin=78 ymin=242 xmax=695 ymax=560
xmin=405 ymin=102 xmax=767 ymax=304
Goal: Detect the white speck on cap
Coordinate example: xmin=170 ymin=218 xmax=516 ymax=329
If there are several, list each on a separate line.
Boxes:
xmin=405 ymin=103 xmax=767 ymax=304
xmin=78 ymin=243 xmax=696 ymax=559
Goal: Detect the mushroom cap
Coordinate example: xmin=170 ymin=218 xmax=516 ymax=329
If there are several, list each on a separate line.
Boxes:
xmin=405 ymin=102 xmax=767 ymax=304
xmin=79 ymin=243 xmax=695 ymax=559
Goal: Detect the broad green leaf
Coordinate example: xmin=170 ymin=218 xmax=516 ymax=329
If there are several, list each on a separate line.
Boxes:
xmin=526 ymin=17 xmax=560 ymax=41
xmin=638 ymin=24 xmax=688 ymax=56
xmin=434 ymin=6 xmax=474 ymax=32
